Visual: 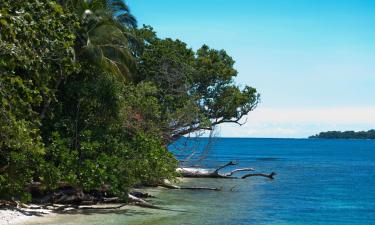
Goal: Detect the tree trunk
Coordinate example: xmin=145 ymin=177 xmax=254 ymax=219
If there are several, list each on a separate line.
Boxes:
xmin=177 ymin=161 xmax=276 ymax=180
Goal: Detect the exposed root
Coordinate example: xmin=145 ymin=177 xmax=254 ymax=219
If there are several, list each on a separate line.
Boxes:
xmin=213 ymin=161 xmax=237 ymax=173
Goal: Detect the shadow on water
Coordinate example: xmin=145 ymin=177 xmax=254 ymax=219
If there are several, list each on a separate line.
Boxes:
xmin=0 ymin=205 xmax=48 ymax=217
xmin=24 ymin=204 xmax=192 ymax=225
xmin=47 ymin=204 xmax=190 ymax=216
xmin=53 ymin=208 xmax=155 ymax=216
xmin=24 ymin=139 xmax=375 ymax=225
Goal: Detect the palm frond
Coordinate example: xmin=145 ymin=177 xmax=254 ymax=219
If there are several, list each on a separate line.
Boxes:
xmin=61 ymin=0 xmax=138 ymax=81
xmin=109 ymin=0 xmax=137 ymax=28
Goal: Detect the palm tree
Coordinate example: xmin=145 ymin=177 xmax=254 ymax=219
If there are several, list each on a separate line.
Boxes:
xmin=59 ymin=0 xmax=137 ymax=81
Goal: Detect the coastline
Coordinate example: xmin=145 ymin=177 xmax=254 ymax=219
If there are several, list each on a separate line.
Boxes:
xmin=0 ymin=179 xmax=188 ymax=225
xmin=0 ymin=207 xmax=54 ymax=225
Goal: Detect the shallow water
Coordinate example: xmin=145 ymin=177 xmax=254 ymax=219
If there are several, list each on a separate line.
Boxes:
xmin=26 ymin=138 xmax=375 ymax=225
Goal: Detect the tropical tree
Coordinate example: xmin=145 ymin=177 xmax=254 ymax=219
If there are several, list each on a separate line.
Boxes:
xmin=37 ymin=1 xmax=178 ymax=198
xmin=0 ymin=0 xmax=77 ymax=200
xmin=135 ymin=26 xmax=260 ymax=144
xmin=0 ymin=0 xmax=260 ymax=203
xmin=36 ymin=0 xmax=137 ymax=195
xmin=59 ymin=0 xmax=137 ymax=80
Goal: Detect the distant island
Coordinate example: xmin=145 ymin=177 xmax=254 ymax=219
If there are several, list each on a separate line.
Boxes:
xmin=309 ymin=130 xmax=375 ymax=139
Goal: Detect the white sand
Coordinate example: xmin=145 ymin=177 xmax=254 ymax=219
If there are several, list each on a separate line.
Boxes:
xmin=0 ymin=186 xmax=172 ymax=225
xmin=0 ymin=207 xmax=54 ymax=225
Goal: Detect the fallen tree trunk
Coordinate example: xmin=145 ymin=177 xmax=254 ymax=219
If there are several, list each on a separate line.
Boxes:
xmin=127 ymin=194 xmax=162 ymax=209
xmin=51 ymin=191 xmax=162 ymax=209
xmin=177 ymin=161 xmax=276 ymax=180
xmin=3 ymin=161 xmax=275 ymax=212
xmin=25 ymin=183 xmax=162 ymax=209
xmin=1 ymin=195 xmax=161 ymax=211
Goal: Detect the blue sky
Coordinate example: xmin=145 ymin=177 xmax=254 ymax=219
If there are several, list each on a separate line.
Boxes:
xmin=127 ymin=0 xmax=375 ymax=137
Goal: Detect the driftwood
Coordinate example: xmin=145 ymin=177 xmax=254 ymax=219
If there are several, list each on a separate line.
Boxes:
xmin=129 ymin=191 xmax=155 ymax=198
xmin=0 ymin=200 xmax=26 ymax=208
xmin=155 ymin=161 xmax=276 ymax=192
xmin=241 ymin=172 xmax=276 ymax=179
xmin=127 ymin=194 xmax=162 ymax=209
xmin=177 ymin=161 xmax=276 ymax=180
xmin=0 ymin=200 xmax=52 ymax=212
xmin=50 ymin=190 xmax=162 ymax=209
xmin=1 ymin=195 xmax=161 ymax=211
xmin=19 ymin=182 xmax=163 ymax=210
xmin=1 ymin=161 xmax=276 ymax=212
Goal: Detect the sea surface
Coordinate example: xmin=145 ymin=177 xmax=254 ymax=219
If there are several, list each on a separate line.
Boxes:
xmin=27 ymin=138 xmax=375 ymax=225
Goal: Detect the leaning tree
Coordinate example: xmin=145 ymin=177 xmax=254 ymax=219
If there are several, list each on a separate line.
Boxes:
xmin=134 ymin=26 xmax=260 ymax=145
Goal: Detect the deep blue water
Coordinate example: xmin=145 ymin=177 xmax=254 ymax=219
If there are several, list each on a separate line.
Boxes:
xmin=27 ymin=138 xmax=375 ymax=225
xmin=168 ymin=138 xmax=375 ymax=225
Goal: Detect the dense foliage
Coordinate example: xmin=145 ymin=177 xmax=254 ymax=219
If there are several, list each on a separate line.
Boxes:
xmin=0 ymin=0 xmax=259 ymax=201
xmin=135 ymin=26 xmax=259 ymax=143
xmin=309 ymin=130 xmax=375 ymax=139
xmin=0 ymin=0 xmax=77 ymax=200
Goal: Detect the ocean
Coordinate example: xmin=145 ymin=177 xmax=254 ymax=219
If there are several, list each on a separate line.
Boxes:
xmin=26 ymin=138 xmax=375 ymax=225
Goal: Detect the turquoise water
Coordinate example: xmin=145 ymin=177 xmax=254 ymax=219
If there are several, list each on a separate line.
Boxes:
xmin=28 ymin=138 xmax=375 ymax=224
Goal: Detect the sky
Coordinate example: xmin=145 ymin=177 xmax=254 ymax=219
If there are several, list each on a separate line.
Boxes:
xmin=127 ymin=0 xmax=375 ymax=138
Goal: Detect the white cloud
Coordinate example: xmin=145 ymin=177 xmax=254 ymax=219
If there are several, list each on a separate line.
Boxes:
xmin=244 ymin=106 xmax=375 ymax=124
xmin=216 ymin=106 xmax=375 ymax=138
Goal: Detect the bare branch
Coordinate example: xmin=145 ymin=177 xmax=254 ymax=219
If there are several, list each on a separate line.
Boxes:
xmin=223 ymin=168 xmax=255 ymax=177
xmin=213 ymin=161 xmax=237 ymax=174
xmin=241 ymin=172 xmax=277 ymax=180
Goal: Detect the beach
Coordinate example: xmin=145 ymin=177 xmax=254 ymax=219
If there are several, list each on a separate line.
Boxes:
xmin=0 ymin=186 xmax=169 ymax=225
xmin=2 ymin=138 xmax=375 ymax=225
xmin=0 ymin=207 xmax=54 ymax=225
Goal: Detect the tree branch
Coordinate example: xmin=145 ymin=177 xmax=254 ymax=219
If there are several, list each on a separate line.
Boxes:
xmin=223 ymin=168 xmax=255 ymax=177
xmin=241 ymin=172 xmax=276 ymax=180
xmin=213 ymin=161 xmax=237 ymax=174
xmin=127 ymin=194 xmax=162 ymax=209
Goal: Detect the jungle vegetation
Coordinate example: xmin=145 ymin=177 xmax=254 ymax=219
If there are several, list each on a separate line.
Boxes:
xmin=309 ymin=130 xmax=375 ymax=139
xmin=0 ymin=0 xmax=259 ymax=201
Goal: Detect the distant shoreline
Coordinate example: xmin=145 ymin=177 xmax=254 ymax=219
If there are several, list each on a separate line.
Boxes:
xmin=309 ymin=130 xmax=375 ymax=140
xmin=178 ymin=136 xmax=375 ymax=140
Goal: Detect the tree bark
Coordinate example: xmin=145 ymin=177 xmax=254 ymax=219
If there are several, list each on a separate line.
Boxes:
xmin=127 ymin=194 xmax=162 ymax=209
xmin=177 ymin=161 xmax=276 ymax=180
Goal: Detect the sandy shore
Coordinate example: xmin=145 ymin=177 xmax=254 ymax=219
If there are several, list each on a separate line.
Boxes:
xmin=0 ymin=207 xmax=54 ymax=225
xmin=0 ymin=204 xmax=145 ymax=225
xmin=0 ymin=184 xmax=174 ymax=225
